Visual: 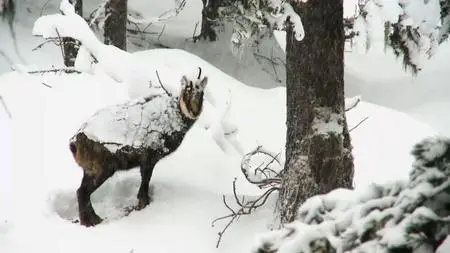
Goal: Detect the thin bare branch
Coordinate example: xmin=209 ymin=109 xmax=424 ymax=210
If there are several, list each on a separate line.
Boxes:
xmin=41 ymin=82 xmax=53 ymax=88
xmin=349 ymin=116 xmax=369 ymax=132
xmin=155 ymin=70 xmax=172 ymax=96
xmin=40 ymin=0 xmax=52 ymax=17
xmin=157 ymin=24 xmax=166 ymax=41
xmin=54 ymin=28 xmax=66 ymax=62
xmin=345 ymin=97 xmax=361 ymax=112
xmin=241 ymin=145 xmax=284 ymax=188
xmin=212 ymin=177 xmax=279 ymax=248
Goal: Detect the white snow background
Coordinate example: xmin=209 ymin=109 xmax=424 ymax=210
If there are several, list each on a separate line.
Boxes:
xmin=0 ymin=0 xmax=449 ymax=252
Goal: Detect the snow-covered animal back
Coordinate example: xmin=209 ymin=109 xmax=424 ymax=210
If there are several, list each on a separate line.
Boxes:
xmin=71 ymin=94 xmax=185 ymax=154
xmin=69 ymin=67 xmax=208 ymax=227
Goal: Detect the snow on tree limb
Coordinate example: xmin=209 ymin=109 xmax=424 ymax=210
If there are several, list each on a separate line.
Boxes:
xmin=219 ymin=0 xmax=306 ymax=54
xmin=251 ymin=136 xmax=450 ymax=253
xmin=349 ymin=0 xmax=450 ymax=73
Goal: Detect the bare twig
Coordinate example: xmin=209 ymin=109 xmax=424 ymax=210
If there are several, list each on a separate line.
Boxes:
xmin=41 ymin=82 xmax=53 ymax=88
xmin=241 ymin=145 xmax=284 ymax=188
xmin=155 ymin=70 xmax=171 ymax=96
xmin=54 ymin=28 xmax=66 ymax=62
xmin=157 ymin=24 xmax=166 ymax=41
xmin=0 ymin=96 xmax=12 ymax=118
xmin=345 ymin=97 xmax=361 ymax=112
xmin=349 ymin=116 xmax=369 ymax=132
xmin=212 ymin=178 xmax=279 ymax=248
xmin=192 ymin=22 xmax=199 ymax=42
xmin=40 ymin=0 xmax=52 ymax=17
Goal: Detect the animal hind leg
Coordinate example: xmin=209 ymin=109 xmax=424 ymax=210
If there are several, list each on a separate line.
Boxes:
xmin=136 ymin=158 xmax=157 ymax=210
xmin=77 ymin=167 xmax=114 ymax=227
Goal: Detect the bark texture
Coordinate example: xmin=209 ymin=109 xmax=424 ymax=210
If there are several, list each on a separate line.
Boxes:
xmin=195 ymin=0 xmax=220 ymax=42
xmin=279 ymin=0 xmax=355 ymax=225
xmin=104 ymin=0 xmax=127 ymax=50
xmin=63 ymin=0 xmax=82 ymax=67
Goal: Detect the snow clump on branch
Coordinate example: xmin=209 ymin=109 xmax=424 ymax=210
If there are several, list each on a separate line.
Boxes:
xmin=223 ymin=0 xmax=306 ymax=54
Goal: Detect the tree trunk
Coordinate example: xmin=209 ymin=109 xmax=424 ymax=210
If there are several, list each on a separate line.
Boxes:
xmin=195 ymin=0 xmax=220 ymax=42
xmin=104 ymin=0 xmax=127 ymax=50
xmin=278 ymin=0 xmax=354 ymax=225
xmin=63 ymin=0 xmax=82 ymax=67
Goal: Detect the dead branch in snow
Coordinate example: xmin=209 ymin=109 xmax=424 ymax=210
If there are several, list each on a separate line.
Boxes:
xmin=41 ymin=82 xmax=53 ymax=88
xmin=32 ymin=37 xmax=78 ymax=52
xmin=0 ymin=96 xmax=12 ymax=118
xmin=241 ymin=145 xmax=283 ymax=189
xmin=212 ymin=178 xmax=279 ymax=248
xmin=212 ymin=145 xmax=283 ymax=247
xmin=27 ymin=68 xmax=82 ymax=75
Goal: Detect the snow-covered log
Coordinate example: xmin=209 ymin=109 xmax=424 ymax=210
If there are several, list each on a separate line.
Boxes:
xmin=69 ymin=69 xmax=208 ymax=227
xmin=252 ymin=136 xmax=450 ymax=253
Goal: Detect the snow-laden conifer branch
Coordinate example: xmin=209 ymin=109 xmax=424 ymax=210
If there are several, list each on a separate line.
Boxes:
xmin=216 ymin=0 xmax=305 ymax=54
xmin=346 ymin=0 xmax=450 ymax=73
xmin=251 ymin=136 xmax=450 ymax=253
xmin=88 ymin=0 xmax=186 ymax=34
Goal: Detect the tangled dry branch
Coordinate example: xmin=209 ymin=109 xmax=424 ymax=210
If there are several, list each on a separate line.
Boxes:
xmin=213 ymin=146 xmax=283 ymax=248
xmin=212 ymin=178 xmax=279 ymax=248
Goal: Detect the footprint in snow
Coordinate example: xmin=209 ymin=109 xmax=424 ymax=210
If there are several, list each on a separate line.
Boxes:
xmin=48 ymin=172 xmax=155 ymax=224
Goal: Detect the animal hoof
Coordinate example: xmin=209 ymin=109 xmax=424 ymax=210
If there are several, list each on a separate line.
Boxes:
xmin=135 ymin=198 xmax=150 ymax=211
xmin=80 ymin=214 xmax=103 ymax=227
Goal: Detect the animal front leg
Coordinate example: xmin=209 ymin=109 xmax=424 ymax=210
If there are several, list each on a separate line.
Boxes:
xmin=136 ymin=159 xmax=157 ymax=211
xmin=77 ymin=170 xmax=112 ymax=226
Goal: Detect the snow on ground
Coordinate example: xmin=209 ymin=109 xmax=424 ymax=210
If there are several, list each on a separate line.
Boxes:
xmin=0 ymin=47 xmax=439 ymax=252
xmin=0 ymin=98 xmax=12 ymax=236
xmin=1 ymin=0 xmax=449 ymax=251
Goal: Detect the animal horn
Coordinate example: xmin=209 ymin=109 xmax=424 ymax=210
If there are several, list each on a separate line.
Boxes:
xmin=197 ymin=67 xmax=202 ymax=79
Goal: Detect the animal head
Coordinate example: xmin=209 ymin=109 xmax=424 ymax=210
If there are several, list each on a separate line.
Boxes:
xmin=179 ymin=67 xmax=208 ymax=120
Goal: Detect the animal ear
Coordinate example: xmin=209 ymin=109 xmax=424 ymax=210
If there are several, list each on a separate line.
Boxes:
xmin=181 ymin=75 xmax=188 ymax=88
xmin=199 ymin=76 xmax=208 ymax=89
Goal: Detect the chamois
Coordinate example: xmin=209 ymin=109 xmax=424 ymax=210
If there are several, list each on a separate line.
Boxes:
xmin=69 ymin=68 xmax=208 ymax=227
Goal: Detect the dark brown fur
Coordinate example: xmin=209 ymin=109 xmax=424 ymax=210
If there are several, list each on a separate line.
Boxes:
xmin=70 ymin=71 xmax=207 ymax=227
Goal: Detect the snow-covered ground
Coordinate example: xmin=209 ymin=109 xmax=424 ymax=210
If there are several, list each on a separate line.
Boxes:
xmin=0 ymin=0 xmax=449 ymax=252
xmin=0 ymin=46 xmax=443 ymax=253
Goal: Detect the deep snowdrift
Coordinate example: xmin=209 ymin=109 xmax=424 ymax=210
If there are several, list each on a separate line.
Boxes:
xmin=0 ymin=47 xmax=439 ymax=253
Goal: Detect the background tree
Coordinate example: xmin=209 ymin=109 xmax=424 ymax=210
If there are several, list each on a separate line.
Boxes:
xmin=195 ymin=0 xmax=220 ymax=42
xmin=104 ymin=0 xmax=127 ymax=50
xmin=62 ymin=0 xmax=82 ymax=67
xmin=279 ymin=0 xmax=354 ymax=225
